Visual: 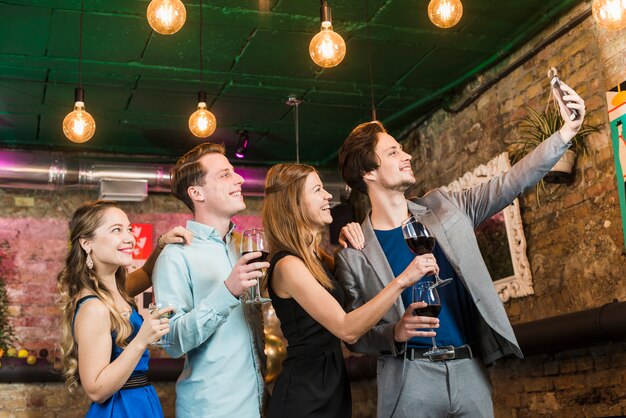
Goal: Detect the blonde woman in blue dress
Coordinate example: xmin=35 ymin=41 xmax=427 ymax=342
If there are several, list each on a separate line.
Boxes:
xmin=57 ymin=200 xmax=191 ymax=417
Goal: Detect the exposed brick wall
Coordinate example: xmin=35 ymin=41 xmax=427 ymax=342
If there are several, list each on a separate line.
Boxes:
xmin=0 ymin=188 xmax=262 ymax=416
xmin=393 ymin=4 xmax=626 ymax=417
xmin=0 ymin=382 xmax=176 ymax=418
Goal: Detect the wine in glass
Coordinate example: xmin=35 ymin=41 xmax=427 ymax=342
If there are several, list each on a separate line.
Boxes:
xmin=240 ymin=228 xmax=271 ymax=305
xmin=148 ymin=301 xmax=177 ymax=347
xmin=413 ymin=281 xmax=454 ymax=360
xmin=401 ymin=215 xmax=453 ymax=288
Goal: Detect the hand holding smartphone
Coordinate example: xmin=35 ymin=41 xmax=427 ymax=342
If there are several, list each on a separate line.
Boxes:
xmin=548 ymin=67 xmax=579 ymax=121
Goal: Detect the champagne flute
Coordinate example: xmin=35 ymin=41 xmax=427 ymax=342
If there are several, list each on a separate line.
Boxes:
xmin=240 ymin=228 xmax=271 ymax=304
xmin=148 ymin=301 xmax=177 ymax=347
xmin=413 ymin=281 xmax=453 ymax=360
xmin=401 ymin=215 xmax=453 ymax=288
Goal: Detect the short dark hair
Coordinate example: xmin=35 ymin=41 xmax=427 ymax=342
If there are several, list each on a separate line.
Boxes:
xmin=171 ymin=142 xmax=225 ymax=212
xmin=338 ymin=120 xmax=386 ymax=194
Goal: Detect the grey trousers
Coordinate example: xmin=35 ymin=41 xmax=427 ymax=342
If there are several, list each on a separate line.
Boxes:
xmin=380 ymin=357 xmax=493 ymax=418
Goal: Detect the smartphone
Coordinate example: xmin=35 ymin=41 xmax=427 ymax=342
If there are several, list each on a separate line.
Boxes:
xmin=550 ymin=76 xmax=579 ymax=121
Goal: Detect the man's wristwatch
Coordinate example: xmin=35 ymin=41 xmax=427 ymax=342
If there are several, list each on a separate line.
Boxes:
xmin=157 ymin=234 xmax=165 ymax=249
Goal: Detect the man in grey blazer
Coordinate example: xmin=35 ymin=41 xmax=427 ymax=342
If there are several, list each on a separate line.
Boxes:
xmin=335 ymin=84 xmax=585 ymax=417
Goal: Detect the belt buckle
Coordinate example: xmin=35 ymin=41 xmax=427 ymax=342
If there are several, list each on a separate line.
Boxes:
xmin=425 ymin=345 xmax=455 ymax=362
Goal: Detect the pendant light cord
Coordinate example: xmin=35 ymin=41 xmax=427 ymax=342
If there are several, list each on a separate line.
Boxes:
xmin=78 ymin=0 xmax=84 ymax=88
xmin=365 ymin=0 xmax=376 ymax=121
xmin=199 ymin=0 xmax=204 ymax=86
xmin=293 ymin=101 xmax=300 ymax=163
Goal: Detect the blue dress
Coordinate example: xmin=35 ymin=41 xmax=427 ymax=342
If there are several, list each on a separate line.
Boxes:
xmin=74 ymin=296 xmax=164 ymax=418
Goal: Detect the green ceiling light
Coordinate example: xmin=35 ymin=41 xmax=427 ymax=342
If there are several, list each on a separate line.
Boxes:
xmin=309 ymin=0 xmax=346 ymax=68
xmin=592 ymin=0 xmax=626 ymax=30
xmin=147 ymin=0 xmax=186 ymax=35
xmin=428 ymin=0 xmax=463 ymax=29
xmin=188 ymin=0 xmax=216 ymax=138
xmin=63 ymin=0 xmax=95 ymax=144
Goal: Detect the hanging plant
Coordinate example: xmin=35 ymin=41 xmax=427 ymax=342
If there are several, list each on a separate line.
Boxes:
xmin=508 ymin=96 xmax=600 ymax=204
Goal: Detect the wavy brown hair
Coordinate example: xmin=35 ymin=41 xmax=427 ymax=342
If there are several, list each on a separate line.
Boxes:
xmin=339 ymin=120 xmax=386 ymax=194
xmin=57 ymin=200 xmax=136 ymax=392
xmin=262 ymin=164 xmax=333 ymax=290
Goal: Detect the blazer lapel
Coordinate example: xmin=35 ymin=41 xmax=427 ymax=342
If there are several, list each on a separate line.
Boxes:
xmin=361 ymin=215 xmax=404 ymax=318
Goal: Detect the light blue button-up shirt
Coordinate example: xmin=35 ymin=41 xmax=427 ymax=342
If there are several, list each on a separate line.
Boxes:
xmin=153 ymin=220 xmax=263 ymax=418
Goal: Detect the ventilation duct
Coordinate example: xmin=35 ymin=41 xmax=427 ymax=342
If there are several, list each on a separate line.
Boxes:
xmin=0 ymin=149 xmax=350 ymax=204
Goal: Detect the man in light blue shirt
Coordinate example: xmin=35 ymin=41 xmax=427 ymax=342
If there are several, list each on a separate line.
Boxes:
xmin=153 ymin=142 xmax=269 ymax=417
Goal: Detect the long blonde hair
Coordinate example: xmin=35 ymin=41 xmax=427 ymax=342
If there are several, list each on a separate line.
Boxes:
xmin=57 ymin=201 xmax=136 ymax=392
xmin=262 ymin=164 xmax=333 ymax=290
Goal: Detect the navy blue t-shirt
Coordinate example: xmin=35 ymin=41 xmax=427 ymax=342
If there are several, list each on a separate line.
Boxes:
xmin=374 ymin=226 xmax=476 ymax=348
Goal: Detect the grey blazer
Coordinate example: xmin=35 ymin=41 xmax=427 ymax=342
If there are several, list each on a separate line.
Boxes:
xmin=335 ymin=132 xmax=570 ymax=413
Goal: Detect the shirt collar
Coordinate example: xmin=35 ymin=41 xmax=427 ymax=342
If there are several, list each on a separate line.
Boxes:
xmin=186 ymin=220 xmax=236 ymax=242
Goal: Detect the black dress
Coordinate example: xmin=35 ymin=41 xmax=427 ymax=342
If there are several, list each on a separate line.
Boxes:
xmin=267 ymin=251 xmax=351 ymax=418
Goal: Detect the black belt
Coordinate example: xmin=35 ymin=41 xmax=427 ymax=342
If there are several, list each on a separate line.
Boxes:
xmin=120 ymin=372 xmax=150 ymax=390
xmin=401 ymin=344 xmax=474 ymax=362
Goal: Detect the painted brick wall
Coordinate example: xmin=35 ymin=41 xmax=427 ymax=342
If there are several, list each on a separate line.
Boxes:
xmin=0 ymin=189 xmax=262 ymax=416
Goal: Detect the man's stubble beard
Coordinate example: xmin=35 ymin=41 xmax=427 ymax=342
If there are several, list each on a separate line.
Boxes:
xmin=379 ymin=176 xmax=415 ymax=194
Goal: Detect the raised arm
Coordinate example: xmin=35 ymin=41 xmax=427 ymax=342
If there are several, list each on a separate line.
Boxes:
xmin=126 ymin=226 xmax=193 ymax=297
xmin=273 ymin=254 xmax=437 ymax=345
xmin=446 ymin=84 xmax=586 ymax=227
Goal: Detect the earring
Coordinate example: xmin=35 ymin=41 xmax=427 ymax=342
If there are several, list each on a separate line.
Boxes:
xmin=85 ymin=250 xmax=94 ymax=270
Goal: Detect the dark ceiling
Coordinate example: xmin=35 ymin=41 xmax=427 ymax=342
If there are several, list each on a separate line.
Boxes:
xmin=0 ymin=0 xmax=583 ymax=167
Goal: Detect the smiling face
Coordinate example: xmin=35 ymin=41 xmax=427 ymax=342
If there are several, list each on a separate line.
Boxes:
xmin=366 ymin=132 xmax=415 ymax=192
xmin=189 ymin=153 xmax=246 ymax=220
xmin=301 ymin=171 xmax=333 ymax=228
xmin=81 ymin=207 xmax=135 ymax=271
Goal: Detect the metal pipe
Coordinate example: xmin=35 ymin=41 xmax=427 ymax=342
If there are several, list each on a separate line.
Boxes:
xmin=0 ymin=149 xmax=349 ymax=201
xmin=513 ymin=301 xmax=626 ymax=357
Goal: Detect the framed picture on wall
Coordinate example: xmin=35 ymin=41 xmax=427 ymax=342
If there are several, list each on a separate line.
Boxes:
xmin=606 ymin=81 xmax=626 ymax=250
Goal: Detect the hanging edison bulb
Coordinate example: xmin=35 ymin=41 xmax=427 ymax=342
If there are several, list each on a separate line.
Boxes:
xmin=147 ymin=0 xmax=186 ymax=35
xmin=428 ymin=0 xmax=463 ymax=29
xmin=189 ymin=91 xmax=216 ymax=138
xmin=309 ymin=21 xmax=346 ymax=68
xmin=309 ymin=1 xmax=346 ymax=68
xmin=592 ymin=0 xmax=626 ymax=30
xmin=63 ymin=88 xmax=96 ymax=143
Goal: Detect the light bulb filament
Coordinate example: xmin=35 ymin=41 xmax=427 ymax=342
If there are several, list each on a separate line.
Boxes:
xmin=319 ymin=38 xmax=336 ymax=59
xmin=197 ymin=115 xmax=208 ymax=132
xmin=437 ymin=1 xmax=454 ymax=20
xmin=600 ymin=0 xmax=622 ymax=20
xmin=156 ymin=3 xmax=175 ymax=28
xmin=72 ymin=116 xmax=86 ymax=136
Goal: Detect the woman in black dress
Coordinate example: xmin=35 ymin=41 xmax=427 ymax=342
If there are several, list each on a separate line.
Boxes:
xmin=262 ymin=164 xmax=439 ymax=418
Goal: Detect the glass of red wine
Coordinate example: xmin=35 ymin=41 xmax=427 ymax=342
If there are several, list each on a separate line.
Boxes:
xmin=240 ymin=228 xmax=271 ymax=305
xmin=401 ymin=215 xmax=453 ymax=289
xmin=413 ymin=280 xmax=453 ymax=360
